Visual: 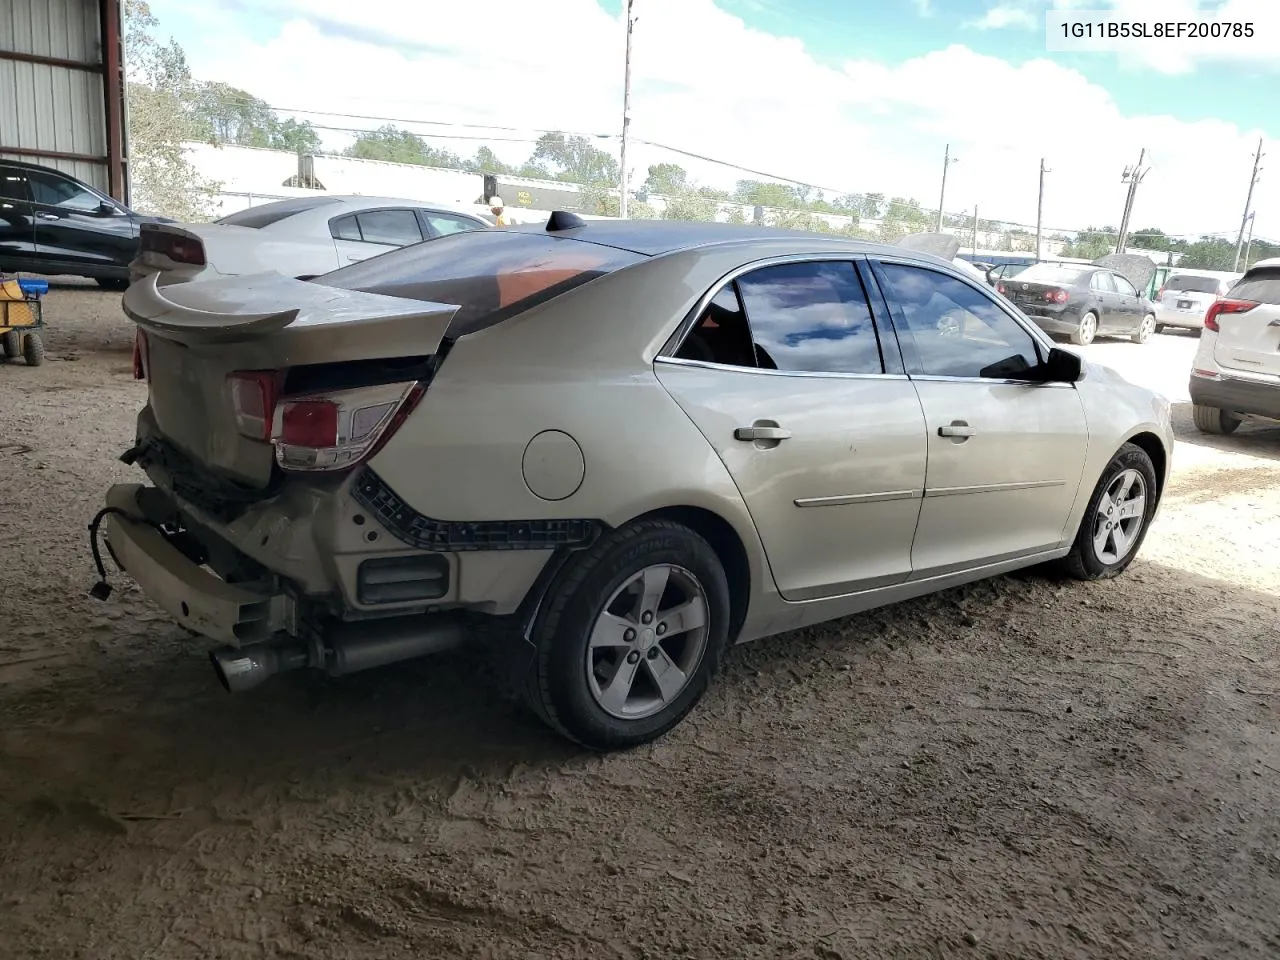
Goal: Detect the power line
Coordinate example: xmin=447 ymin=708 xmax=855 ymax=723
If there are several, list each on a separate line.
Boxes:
xmin=187 ymin=90 xmax=1257 ymax=243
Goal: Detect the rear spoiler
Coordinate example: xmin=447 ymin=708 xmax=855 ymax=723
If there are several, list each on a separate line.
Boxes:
xmin=123 ymin=272 xmax=459 ymax=363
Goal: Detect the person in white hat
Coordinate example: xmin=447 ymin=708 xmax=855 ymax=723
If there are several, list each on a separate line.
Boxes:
xmin=489 ymin=196 xmax=510 ymax=227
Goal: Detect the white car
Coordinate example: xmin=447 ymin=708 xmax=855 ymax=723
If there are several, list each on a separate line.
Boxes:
xmin=1189 ymin=258 xmax=1280 ymax=433
xmin=131 ymin=195 xmax=491 ymax=285
xmin=1154 ymin=269 xmax=1241 ymax=333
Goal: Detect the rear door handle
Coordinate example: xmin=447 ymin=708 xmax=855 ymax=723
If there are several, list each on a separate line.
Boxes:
xmin=734 ymin=425 xmax=792 ymax=441
xmin=938 ymin=421 xmax=975 ymax=438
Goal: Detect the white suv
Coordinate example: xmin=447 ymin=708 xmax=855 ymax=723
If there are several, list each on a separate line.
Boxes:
xmin=1189 ymin=258 xmax=1280 ymax=434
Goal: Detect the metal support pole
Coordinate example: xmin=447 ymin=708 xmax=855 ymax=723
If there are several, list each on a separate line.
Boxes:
xmin=936 ymin=144 xmax=957 ymax=233
xmin=618 ymin=0 xmax=635 ymax=220
xmin=1233 ymin=138 xmax=1264 ymax=272
xmin=1036 ymin=158 xmax=1049 ymax=262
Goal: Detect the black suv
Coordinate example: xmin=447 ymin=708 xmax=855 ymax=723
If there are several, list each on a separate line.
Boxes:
xmin=0 ymin=159 xmax=173 ymax=289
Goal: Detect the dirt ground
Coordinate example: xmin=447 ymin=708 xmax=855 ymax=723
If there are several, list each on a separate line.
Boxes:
xmin=1 ymin=281 xmax=1278 ymax=960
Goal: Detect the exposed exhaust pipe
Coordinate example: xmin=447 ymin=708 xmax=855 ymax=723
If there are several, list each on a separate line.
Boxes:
xmin=209 ymin=615 xmax=468 ymax=693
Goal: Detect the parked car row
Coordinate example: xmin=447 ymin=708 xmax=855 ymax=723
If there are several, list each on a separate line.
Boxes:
xmin=1 ymin=158 xmax=490 ymax=288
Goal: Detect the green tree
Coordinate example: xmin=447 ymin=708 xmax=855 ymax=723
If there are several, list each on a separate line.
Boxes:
xmin=465 ymin=146 xmax=514 ymax=175
xmin=643 ymin=162 xmax=689 ymax=195
xmin=530 ymin=132 xmax=619 ymax=185
xmin=859 ymin=192 xmax=885 ymax=220
xmin=345 ymin=125 xmax=464 ymax=167
xmin=1177 ymin=237 xmax=1236 ymax=270
xmin=1062 ymin=226 xmax=1118 ymax=260
xmin=1129 ymin=226 xmax=1175 ymax=252
xmin=123 ymin=0 xmax=221 ymax=219
xmin=662 ymin=193 xmax=719 ymax=222
xmin=724 ymin=206 xmax=746 ymax=225
xmin=193 ymin=82 xmax=320 ymax=153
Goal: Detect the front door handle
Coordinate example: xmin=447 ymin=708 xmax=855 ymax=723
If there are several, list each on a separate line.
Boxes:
xmin=938 ymin=421 xmax=975 ymax=439
xmin=35 ymin=211 xmax=60 ymax=221
xmin=734 ymin=425 xmax=792 ymax=442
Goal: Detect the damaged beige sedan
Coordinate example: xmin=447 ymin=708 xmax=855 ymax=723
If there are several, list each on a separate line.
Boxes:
xmin=93 ymin=215 xmax=1174 ymax=749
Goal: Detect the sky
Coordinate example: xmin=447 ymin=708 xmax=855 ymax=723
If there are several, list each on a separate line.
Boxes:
xmin=143 ymin=0 xmax=1278 ymax=243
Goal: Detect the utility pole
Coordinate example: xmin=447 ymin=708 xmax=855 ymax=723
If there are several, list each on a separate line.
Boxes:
xmin=618 ymin=0 xmax=635 ymax=220
xmin=1233 ymin=137 xmax=1264 ymax=272
xmin=971 ymin=206 xmax=979 ymax=255
xmin=1036 ymin=158 xmax=1050 ymax=262
xmin=936 ymin=143 xmax=958 ymax=232
xmin=1115 ymin=148 xmax=1149 ymax=254
xmin=1242 ymin=211 xmax=1257 ymax=269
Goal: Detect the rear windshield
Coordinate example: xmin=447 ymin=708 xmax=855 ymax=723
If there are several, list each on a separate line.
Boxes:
xmin=1015 ymin=264 xmax=1086 ymax=284
xmin=1229 ymin=268 xmax=1280 ymax=304
xmin=216 ymin=196 xmax=342 ymax=228
xmin=316 ymin=229 xmax=646 ymax=336
xmin=1164 ymin=274 xmax=1221 ymax=294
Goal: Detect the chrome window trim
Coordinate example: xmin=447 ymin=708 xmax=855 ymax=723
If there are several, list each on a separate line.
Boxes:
xmin=655 ymin=355 xmax=910 ymax=382
xmin=657 ymin=251 xmax=896 ymax=376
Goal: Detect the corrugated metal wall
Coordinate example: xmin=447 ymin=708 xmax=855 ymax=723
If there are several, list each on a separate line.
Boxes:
xmin=0 ymin=0 xmax=109 ymax=191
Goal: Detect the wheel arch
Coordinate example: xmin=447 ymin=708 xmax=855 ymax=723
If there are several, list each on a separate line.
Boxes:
xmin=631 ymin=504 xmax=752 ymax=643
xmin=1123 ymin=430 xmax=1168 ymax=498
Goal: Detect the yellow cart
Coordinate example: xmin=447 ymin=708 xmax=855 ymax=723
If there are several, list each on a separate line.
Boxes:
xmin=0 ymin=276 xmax=46 ymax=367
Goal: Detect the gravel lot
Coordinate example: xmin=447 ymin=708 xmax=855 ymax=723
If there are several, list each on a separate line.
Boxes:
xmin=1 ymin=281 xmax=1278 ymax=960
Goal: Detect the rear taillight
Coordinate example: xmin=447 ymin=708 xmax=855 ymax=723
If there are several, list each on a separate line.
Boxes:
xmin=132 ymin=330 xmax=149 ymax=381
xmin=228 ymin=371 xmax=281 ymax=440
xmin=141 ymin=227 xmax=206 ymax=266
xmin=1203 ymin=298 xmax=1258 ymax=332
xmin=271 ymin=381 xmax=422 ymax=472
xmin=996 ymin=282 xmax=1006 ymax=295
xmin=1044 ymin=288 xmax=1069 ymax=303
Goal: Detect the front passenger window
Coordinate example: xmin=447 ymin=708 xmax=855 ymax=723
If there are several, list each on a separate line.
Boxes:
xmin=877 ymin=263 xmax=1041 ymax=380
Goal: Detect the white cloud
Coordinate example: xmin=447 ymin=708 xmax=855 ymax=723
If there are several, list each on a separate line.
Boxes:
xmin=174 ymin=0 xmax=1272 ymax=241
xmin=968 ymin=5 xmax=1037 ymax=30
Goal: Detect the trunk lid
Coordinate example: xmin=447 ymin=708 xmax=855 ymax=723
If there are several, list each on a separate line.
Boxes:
xmin=124 ymin=272 xmax=458 ymax=487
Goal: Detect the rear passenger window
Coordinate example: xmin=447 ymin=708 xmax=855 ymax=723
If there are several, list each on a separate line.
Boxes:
xmin=676 ymin=286 xmax=761 ymax=368
xmin=1229 ymin=268 xmax=1280 ymax=304
xmin=355 ymin=209 xmax=424 ymax=246
xmin=330 ymin=214 xmax=361 ymax=241
xmin=735 ymin=261 xmax=884 ymax=375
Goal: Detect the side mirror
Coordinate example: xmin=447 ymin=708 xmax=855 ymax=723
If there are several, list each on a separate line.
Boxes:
xmin=1041 ymin=346 xmax=1084 ymax=383
xmin=97 ymin=200 xmax=117 ymax=217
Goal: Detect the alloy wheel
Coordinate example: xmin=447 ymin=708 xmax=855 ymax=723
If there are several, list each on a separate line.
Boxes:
xmin=1092 ymin=468 xmax=1147 ymax=565
xmin=585 ymin=564 xmax=710 ymax=720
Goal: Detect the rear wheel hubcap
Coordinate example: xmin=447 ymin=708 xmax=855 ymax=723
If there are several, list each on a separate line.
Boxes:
xmin=586 ymin=564 xmax=710 ymax=720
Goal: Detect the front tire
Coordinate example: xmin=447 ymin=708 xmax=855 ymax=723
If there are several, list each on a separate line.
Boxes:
xmin=1192 ymin=404 xmax=1241 ymax=435
xmin=1059 ymin=442 xmax=1158 ymax=581
xmin=525 ymin=519 xmax=732 ymax=749
xmin=1070 ymin=311 xmax=1098 ymax=346
xmin=1 ymin=330 xmax=18 ymax=360
xmin=1132 ymin=313 xmax=1156 ymax=344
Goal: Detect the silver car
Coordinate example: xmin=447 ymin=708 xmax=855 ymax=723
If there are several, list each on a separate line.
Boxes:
xmin=1154 ymin=270 xmax=1241 ymax=333
xmin=95 ymin=216 xmax=1174 ymax=749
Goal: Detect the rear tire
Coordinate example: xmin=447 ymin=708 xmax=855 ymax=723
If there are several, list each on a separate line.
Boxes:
xmin=1 ymin=330 xmax=18 ymax=360
xmin=1192 ymin=404 xmax=1241 ymax=435
xmin=1070 ymin=311 xmax=1098 ymax=346
xmin=525 ymin=519 xmax=731 ymax=750
xmin=1131 ymin=313 xmax=1156 ymax=344
xmin=22 ymin=332 xmax=44 ymax=366
xmin=1059 ymin=442 xmax=1158 ymax=581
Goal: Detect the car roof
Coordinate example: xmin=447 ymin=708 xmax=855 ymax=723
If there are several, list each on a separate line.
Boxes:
xmin=503 ymin=217 xmax=923 ymax=258
xmin=1247 ymin=257 xmax=1280 ymax=271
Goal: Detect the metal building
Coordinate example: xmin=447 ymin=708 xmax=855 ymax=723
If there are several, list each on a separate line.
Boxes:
xmin=0 ymin=0 xmax=128 ymax=202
